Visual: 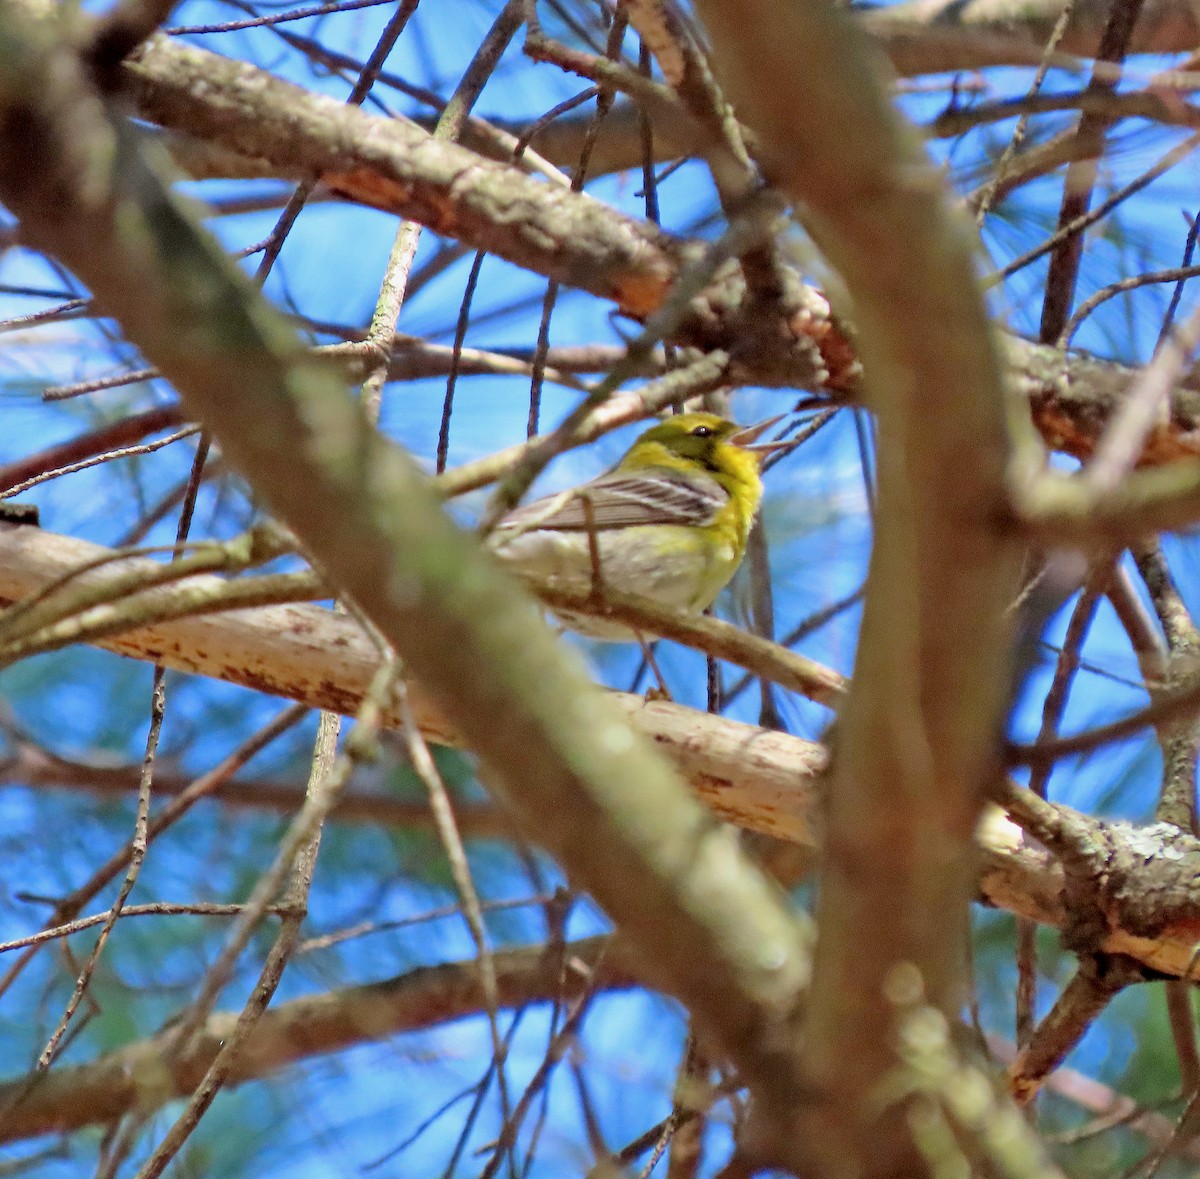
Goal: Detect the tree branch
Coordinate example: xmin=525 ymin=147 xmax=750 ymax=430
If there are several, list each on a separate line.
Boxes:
xmin=0 ymin=936 xmax=633 ymax=1145
xmin=0 ymin=523 xmax=822 ymax=847
xmin=7 ymin=527 xmax=1200 ymax=985
xmin=864 ymin=0 xmax=1200 ymax=75
xmin=0 ymin=744 xmax=511 ymax=833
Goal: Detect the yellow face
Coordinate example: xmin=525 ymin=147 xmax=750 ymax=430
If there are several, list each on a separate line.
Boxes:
xmin=625 ymin=413 xmax=747 ymax=472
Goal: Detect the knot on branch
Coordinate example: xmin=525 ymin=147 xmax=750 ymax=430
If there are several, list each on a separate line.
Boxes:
xmin=1056 ymin=815 xmax=1200 ymax=961
xmin=668 ymin=268 xmax=860 ymax=393
xmin=1099 ymin=820 xmax=1200 ymax=942
xmin=1017 ymin=344 xmax=1200 ymax=466
xmin=1029 ymin=384 xmax=1200 ymax=466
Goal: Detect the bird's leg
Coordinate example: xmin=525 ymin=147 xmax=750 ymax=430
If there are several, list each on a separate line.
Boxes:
xmin=579 ymin=492 xmax=607 ymax=610
xmin=637 ymin=634 xmax=673 ymax=701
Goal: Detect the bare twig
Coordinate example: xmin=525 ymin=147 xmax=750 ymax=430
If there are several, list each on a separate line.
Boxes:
xmin=1008 ymin=955 xmax=1145 ymax=1104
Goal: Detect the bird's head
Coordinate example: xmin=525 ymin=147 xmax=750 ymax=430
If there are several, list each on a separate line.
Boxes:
xmin=620 ymin=412 xmax=786 ymax=486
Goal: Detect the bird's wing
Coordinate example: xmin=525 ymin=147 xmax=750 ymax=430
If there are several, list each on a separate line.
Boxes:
xmin=500 ymin=470 xmax=727 ymax=533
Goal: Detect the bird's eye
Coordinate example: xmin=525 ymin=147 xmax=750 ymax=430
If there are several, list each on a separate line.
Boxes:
xmin=690 ymin=425 xmax=714 ymax=438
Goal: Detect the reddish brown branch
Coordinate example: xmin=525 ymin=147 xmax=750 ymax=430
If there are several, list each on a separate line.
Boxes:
xmin=1008 ymin=953 xmax=1145 ymax=1103
xmin=0 ymin=936 xmax=633 ymax=1144
xmin=0 ymin=744 xmax=513 ymax=834
xmin=0 ymin=405 xmax=185 ymax=494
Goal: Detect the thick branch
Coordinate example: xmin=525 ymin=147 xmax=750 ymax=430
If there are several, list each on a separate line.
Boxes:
xmin=127 ymin=32 xmax=689 ymax=319
xmin=698 ymin=0 xmax=1025 ymax=1173
xmin=0 ymin=524 xmax=820 ymax=846
xmin=6 ymin=527 xmax=1200 ymax=982
xmin=863 ymin=0 xmax=1200 ymax=75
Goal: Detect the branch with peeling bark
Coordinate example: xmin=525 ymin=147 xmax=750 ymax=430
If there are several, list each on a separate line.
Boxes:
xmin=0 ymin=524 xmax=823 ymax=847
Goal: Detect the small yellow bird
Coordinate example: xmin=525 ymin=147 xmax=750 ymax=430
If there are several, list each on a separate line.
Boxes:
xmin=488 ymin=412 xmax=783 ymax=640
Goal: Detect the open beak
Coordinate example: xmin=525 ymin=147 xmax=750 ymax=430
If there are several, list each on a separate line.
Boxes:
xmin=730 ymin=414 xmax=792 ymax=455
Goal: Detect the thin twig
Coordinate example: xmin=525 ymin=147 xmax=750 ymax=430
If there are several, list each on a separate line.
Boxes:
xmin=165 ymin=0 xmax=394 ymax=36
xmin=129 ymin=703 xmax=349 ymax=1178
xmin=0 ymin=705 xmax=307 ymax=1005
xmin=396 ymin=679 xmax=517 ymax=1175
xmin=972 ymin=0 xmax=1078 ymax=224
xmin=1038 ymin=0 xmax=1150 ymax=343
xmin=0 ymin=902 xmax=290 ymax=954
xmin=0 ymin=424 xmax=200 ymax=499
xmin=1017 ymin=562 xmax=1111 ymax=1049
